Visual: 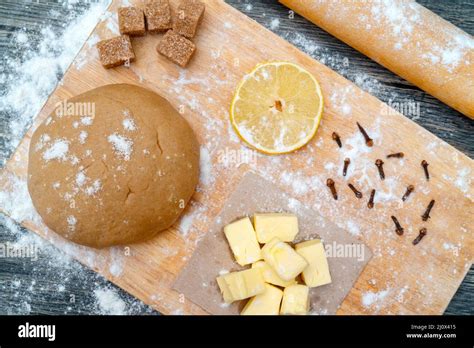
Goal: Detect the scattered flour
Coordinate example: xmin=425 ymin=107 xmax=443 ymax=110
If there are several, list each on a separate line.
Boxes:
xmin=78 ymin=130 xmax=88 ymax=144
xmin=0 ymin=175 xmax=39 ymax=223
xmin=176 ymin=204 xmax=207 ymax=238
xmin=269 ymin=18 xmax=280 ymax=30
xmin=362 ymin=289 xmax=390 ymax=308
xmin=76 ymin=172 xmax=87 ymax=187
xmin=0 ymin=1 xmax=110 ymax=162
xmin=93 ymin=287 xmax=126 ymax=315
xmin=34 ymin=133 xmax=51 ymax=151
xmin=199 ymin=146 xmax=214 ymax=187
xmin=42 ymin=139 xmax=70 ymax=162
xmin=84 ymin=179 xmax=102 ymax=196
xmin=81 ymin=116 xmax=93 ymax=125
xmin=122 ymin=117 xmax=136 ymax=131
xmin=345 ymin=220 xmax=361 ymax=236
xmin=365 ymin=0 xmax=473 ymax=72
xmin=178 ymin=213 xmax=195 ymax=237
xmin=67 ymin=215 xmax=77 ymax=231
xmin=108 ymin=247 xmax=125 ymax=277
xmin=107 ymin=133 xmax=133 ymax=161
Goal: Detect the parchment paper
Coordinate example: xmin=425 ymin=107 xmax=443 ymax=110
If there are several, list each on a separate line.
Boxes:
xmin=174 ymin=172 xmax=372 ymax=314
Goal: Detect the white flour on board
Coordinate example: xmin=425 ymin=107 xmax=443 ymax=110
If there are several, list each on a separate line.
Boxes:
xmin=93 ymin=287 xmax=126 ymax=315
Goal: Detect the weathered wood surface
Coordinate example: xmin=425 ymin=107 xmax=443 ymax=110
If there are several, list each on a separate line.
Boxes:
xmin=0 ymin=0 xmax=472 ymax=315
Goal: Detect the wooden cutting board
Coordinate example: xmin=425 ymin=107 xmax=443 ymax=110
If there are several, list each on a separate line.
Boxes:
xmin=0 ymin=0 xmax=472 ymax=314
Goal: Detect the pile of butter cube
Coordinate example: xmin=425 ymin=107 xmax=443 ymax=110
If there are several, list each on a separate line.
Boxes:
xmin=216 ymin=213 xmax=331 ymax=315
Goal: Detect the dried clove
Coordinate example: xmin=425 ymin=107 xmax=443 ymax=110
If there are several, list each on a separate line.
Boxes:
xmin=326 ymin=178 xmax=338 ymax=200
xmin=402 ymin=185 xmax=415 ymax=201
xmin=332 ymin=132 xmax=342 ymax=148
xmin=422 ymin=199 xmax=435 ymax=221
xmin=387 ymin=152 xmax=404 ymax=158
xmin=356 ymin=122 xmax=373 ymax=147
xmin=367 ymin=189 xmax=375 ymax=209
xmin=413 ymin=228 xmax=427 ymax=245
xmin=421 ymin=160 xmax=430 ymax=181
xmin=391 ymin=215 xmax=404 ymax=236
xmin=348 ymin=183 xmax=363 ymax=198
xmin=343 ymin=158 xmax=350 ymax=177
xmin=375 ymin=159 xmax=385 ymax=180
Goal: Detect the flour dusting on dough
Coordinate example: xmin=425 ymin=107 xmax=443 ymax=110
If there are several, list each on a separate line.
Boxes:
xmin=107 ymin=133 xmax=133 ymax=161
xmin=122 ymin=117 xmax=136 ymax=131
xmin=42 ymin=139 xmax=70 ymax=162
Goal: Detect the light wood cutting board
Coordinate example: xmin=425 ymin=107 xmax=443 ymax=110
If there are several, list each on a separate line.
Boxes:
xmin=0 ymin=0 xmax=472 ymax=314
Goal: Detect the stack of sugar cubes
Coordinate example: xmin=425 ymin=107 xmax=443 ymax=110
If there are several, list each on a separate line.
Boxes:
xmin=97 ymin=0 xmax=205 ymax=69
xmin=216 ymin=213 xmax=332 ymax=315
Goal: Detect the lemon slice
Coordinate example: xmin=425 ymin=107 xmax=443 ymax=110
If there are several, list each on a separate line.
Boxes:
xmin=230 ymin=62 xmax=324 ymax=154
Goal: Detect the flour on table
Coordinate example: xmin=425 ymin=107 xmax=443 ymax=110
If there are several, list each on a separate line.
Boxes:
xmin=362 ymin=289 xmax=390 ymax=308
xmin=269 ymin=18 xmax=280 ymax=30
xmin=0 ymin=1 xmax=110 ymax=161
xmin=93 ymin=287 xmax=126 ymax=315
xmin=108 ymin=247 xmax=125 ymax=277
xmin=345 ymin=220 xmax=361 ymax=237
xmin=199 ymin=146 xmax=214 ymax=187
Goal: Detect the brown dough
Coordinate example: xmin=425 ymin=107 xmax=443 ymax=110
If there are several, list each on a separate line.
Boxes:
xmin=28 ymin=84 xmax=200 ymax=248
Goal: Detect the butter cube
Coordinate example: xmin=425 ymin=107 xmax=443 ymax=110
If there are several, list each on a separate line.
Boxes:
xmin=241 ymin=284 xmax=283 ymax=315
xmin=295 ymin=239 xmax=332 ymax=288
xmin=253 ymin=213 xmax=299 ymax=243
xmin=252 ymin=261 xmax=296 ymax=287
xmin=280 ymin=284 xmax=309 ymax=315
xmin=216 ymin=268 xmax=265 ymax=303
xmin=224 ymin=217 xmax=262 ymax=266
xmin=261 ymin=237 xmax=308 ymax=281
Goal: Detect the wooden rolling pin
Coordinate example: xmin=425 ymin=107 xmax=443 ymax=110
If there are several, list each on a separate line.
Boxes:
xmin=280 ymin=0 xmax=474 ymax=119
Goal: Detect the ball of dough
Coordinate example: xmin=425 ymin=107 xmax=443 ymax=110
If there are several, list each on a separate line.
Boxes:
xmin=28 ymin=84 xmax=200 ymax=248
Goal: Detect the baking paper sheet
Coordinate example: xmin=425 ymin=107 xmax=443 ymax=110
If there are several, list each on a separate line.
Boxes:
xmin=174 ymin=172 xmax=372 ymax=314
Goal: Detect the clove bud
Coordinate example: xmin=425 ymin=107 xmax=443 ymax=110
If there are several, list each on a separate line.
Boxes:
xmin=367 ymin=189 xmax=375 ymax=209
xmin=332 ymin=132 xmax=342 ymax=148
xmin=391 ymin=215 xmax=404 ymax=236
xmin=375 ymin=159 xmax=385 ymax=180
xmin=421 ymin=160 xmax=430 ymax=181
xmin=326 ymin=178 xmax=338 ymax=200
xmin=413 ymin=228 xmax=427 ymax=245
xmin=343 ymin=158 xmax=350 ymax=177
xmin=356 ymin=122 xmax=373 ymax=147
xmin=422 ymin=199 xmax=435 ymax=221
xmin=348 ymin=183 xmax=362 ymax=199
xmin=402 ymin=185 xmax=415 ymax=201
xmin=387 ymin=152 xmax=404 ymax=158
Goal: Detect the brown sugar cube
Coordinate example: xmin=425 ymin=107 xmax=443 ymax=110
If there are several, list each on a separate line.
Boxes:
xmin=144 ymin=0 xmax=172 ymax=33
xmin=97 ymin=35 xmax=135 ymax=69
xmin=157 ymin=30 xmax=196 ymax=67
xmin=118 ymin=7 xmax=146 ymax=36
xmin=174 ymin=0 xmax=205 ymax=38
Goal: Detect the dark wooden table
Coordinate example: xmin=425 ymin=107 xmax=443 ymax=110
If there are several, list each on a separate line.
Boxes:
xmin=0 ymin=0 xmax=472 ymax=315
